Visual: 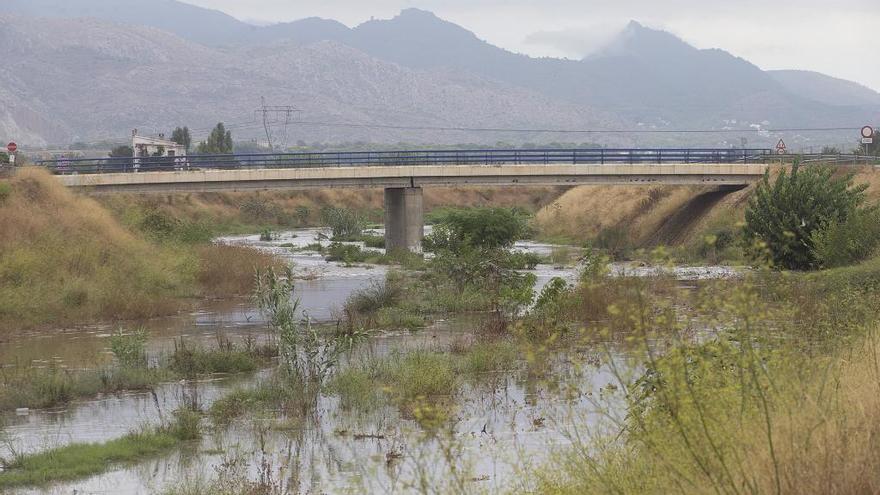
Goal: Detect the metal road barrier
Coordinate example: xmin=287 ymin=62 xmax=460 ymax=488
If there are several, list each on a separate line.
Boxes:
xmin=37 ymin=148 xmax=777 ymax=175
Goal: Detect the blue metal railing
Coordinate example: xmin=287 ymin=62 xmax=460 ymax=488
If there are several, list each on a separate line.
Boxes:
xmin=37 ymin=148 xmax=775 ymax=175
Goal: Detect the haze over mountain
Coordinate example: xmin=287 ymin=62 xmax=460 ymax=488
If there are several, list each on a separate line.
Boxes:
xmin=1 ymin=0 xmax=877 ymax=148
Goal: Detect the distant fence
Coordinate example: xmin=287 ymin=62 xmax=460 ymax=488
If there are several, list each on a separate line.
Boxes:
xmin=36 ymin=148 xmax=783 ymax=175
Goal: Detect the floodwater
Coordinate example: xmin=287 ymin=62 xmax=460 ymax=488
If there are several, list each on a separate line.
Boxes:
xmin=0 ymin=228 xmax=739 ymax=494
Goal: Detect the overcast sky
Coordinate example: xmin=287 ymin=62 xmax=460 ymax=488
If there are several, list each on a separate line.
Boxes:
xmin=186 ymin=0 xmax=880 ymax=91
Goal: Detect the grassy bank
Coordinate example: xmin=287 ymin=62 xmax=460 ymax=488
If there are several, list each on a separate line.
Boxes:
xmin=519 ymin=255 xmax=880 ymax=494
xmin=0 ymin=409 xmax=200 ymax=488
xmin=533 ymin=167 xmax=880 ymax=262
xmin=0 ymin=168 xmax=281 ymax=330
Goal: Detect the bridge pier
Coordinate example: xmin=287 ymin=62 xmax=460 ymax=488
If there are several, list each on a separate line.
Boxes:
xmin=384 ymin=187 xmax=424 ymax=253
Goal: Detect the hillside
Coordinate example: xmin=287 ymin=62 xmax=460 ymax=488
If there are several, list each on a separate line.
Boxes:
xmin=769 ymin=70 xmax=880 ymax=106
xmin=0 ymin=3 xmax=877 ymax=147
xmin=0 ymin=14 xmax=620 ymax=147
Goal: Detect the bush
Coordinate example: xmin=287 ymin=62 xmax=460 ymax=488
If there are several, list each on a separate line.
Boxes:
xmin=424 ymin=207 xmax=528 ymax=252
xmin=239 ymin=197 xmax=285 ymax=225
xmin=321 ymin=207 xmax=366 ymax=239
xmin=593 ymin=225 xmax=632 ymax=259
xmin=360 ymin=233 xmax=386 ymax=249
xmin=109 ymin=329 xmax=148 ymax=368
xmin=812 ymin=208 xmax=880 ymax=268
xmin=743 ymin=163 xmax=868 ymax=270
xmin=506 ymin=250 xmax=542 ymax=270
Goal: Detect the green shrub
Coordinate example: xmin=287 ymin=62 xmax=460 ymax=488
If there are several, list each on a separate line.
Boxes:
xmin=743 ymin=163 xmax=868 ymax=270
xmin=321 ymin=207 xmax=366 ymax=239
xmin=812 ymin=208 xmax=880 ymax=268
xmin=424 ymin=207 xmax=529 ymax=252
xmin=325 ymin=242 xmax=370 ymax=263
xmin=360 ymin=233 xmax=386 ymax=249
xmin=506 ymin=250 xmax=542 ymax=270
xmin=109 ymin=329 xmax=148 ymax=368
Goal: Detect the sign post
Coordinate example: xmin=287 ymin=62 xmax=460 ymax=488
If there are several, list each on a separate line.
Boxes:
xmin=775 ymin=139 xmax=787 ymax=155
xmin=861 ymin=126 xmax=875 ymax=157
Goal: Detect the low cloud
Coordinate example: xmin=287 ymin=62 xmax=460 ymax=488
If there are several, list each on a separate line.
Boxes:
xmin=523 ymin=24 xmax=625 ymax=59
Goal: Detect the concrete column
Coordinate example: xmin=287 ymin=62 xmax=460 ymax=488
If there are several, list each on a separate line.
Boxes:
xmin=384 ymin=187 xmax=424 ymax=253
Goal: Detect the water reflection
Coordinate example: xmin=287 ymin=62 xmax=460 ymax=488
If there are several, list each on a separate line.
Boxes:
xmin=2 ymin=228 xmax=739 ymax=494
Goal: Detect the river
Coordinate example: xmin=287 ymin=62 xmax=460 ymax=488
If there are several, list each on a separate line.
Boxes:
xmin=0 ymin=228 xmax=740 ymax=494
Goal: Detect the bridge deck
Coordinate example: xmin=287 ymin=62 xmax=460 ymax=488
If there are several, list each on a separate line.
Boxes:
xmin=57 ymin=163 xmax=768 ymax=193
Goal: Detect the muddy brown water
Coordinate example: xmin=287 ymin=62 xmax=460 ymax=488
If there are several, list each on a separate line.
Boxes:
xmin=0 ymin=228 xmax=739 ymax=494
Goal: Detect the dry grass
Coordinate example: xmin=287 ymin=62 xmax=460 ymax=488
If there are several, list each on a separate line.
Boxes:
xmin=539 ymin=333 xmax=880 ymax=495
xmin=0 ymin=168 xmax=195 ymax=328
xmin=96 ymin=186 xmax=565 ymax=230
xmin=197 ymin=244 xmax=285 ymax=297
xmin=534 ymin=185 xmax=709 ymax=245
xmin=0 ymin=168 xmax=284 ymax=330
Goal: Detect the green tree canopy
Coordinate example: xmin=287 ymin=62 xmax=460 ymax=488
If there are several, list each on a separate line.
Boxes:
xmin=171 ymin=126 xmax=192 ymax=150
xmin=743 ymin=162 xmax=868 ymax=270
xmin=196 ymin=123 xmax=233 ymax=154
xmin=424 ymin=207 xmax=529 ymax=253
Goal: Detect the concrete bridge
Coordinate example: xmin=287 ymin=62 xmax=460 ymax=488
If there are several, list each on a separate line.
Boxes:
xmin=41 ymin=149 xmax=772 ymax=252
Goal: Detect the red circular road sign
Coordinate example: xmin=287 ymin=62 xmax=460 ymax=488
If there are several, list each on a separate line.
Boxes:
xmin=862 ymin=126 xmax=875 ymax=139
xmin=6 ymin=142 xmax=16 ymax=153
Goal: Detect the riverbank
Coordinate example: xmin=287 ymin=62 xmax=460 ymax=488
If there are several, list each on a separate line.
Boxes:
xmin=533 ymin=166 xmax=880 ymax=259
xmin=0 ymin=168 xmax=282 ymax=330
xmin=525 ymin=257 xmax=880 ymax=494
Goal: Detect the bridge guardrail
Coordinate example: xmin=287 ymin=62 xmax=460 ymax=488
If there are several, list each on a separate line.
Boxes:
xmin=36 ymin=148 xmax=778 ymax=175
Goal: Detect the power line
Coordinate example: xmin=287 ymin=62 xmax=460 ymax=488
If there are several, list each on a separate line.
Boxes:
xmin=287 ymin=120 xmax=862 ymax=135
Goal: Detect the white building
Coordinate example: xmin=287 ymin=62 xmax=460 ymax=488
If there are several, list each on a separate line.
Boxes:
xmin=131 ymin=129 xmax=186 ymax=158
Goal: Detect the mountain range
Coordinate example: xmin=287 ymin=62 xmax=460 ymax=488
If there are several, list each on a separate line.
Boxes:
xmin=1 ymin=0 xmax=878 ymax=149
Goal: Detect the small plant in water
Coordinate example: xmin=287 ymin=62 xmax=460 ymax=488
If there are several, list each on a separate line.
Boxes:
xmin=254 ymin=267 xmax=362 ymax=385
xmin=109 ymin=328 xmax=148 ymax=368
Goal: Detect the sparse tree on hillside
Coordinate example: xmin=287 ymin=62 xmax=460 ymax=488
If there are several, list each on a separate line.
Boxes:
xmin=196 ymin=123 xmax=233 ymax=154
xmin=171 ymin=126 xmax=192 ymax=151
xmin=109 ymin=145 xmax=134 ymax=158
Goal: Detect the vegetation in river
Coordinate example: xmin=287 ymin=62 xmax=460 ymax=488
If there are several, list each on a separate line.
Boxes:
xmin=0 ymin=332 xmax=275 ymax=413
xmin=0 ymin=407 xmax=201 ymax=488
xmin=328 ymin=339 xmax=519 ymax=413
xmin=168 ymin=336 xmax=277 ymax=378
xmin=303 ymin=238 xmax=424 ymax=268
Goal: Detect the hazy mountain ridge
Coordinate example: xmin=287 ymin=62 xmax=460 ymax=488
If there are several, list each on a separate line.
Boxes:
xmin=0 ymin=14 xmax=620 ymax=146
xmin=769 ymin=70 xmax=880 ymax=107
xmin=1 ymin=1 xmax=877 ymax=147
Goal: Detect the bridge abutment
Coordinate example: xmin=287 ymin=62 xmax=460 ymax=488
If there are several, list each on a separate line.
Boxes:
xmin=384 ymin=187 xmax=423 ymax=253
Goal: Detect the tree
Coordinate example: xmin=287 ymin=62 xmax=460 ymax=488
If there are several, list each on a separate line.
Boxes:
xmin=171 ymin=126 xmax=192 ymax=151
xmin=109 ymin=145 xmax=133 ymax=158
xmin=743 ymin=162 xmax=868 ymax=270
xmin=196 ymin=123 xmax=233 ymax=154
xmin=424 ymin=207 xmax=528 ymax=253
